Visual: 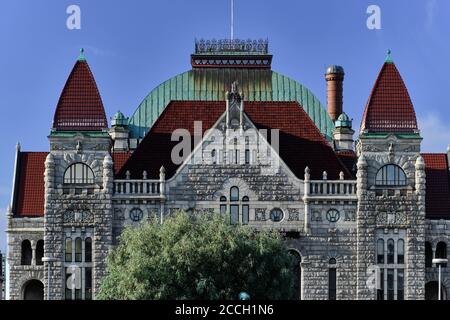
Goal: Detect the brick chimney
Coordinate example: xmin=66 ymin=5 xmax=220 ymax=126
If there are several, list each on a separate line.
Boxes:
xmin=325 ymin=66 xmax=345 ymax=122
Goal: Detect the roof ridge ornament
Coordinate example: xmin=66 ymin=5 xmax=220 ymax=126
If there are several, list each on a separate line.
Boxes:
xmin=78 ymin=48 xmax=86 ymax=61
xmin=385 ymin=49 xmax=393 ymax=63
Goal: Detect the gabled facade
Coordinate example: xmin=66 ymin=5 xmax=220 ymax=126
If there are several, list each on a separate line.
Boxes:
xmin=6 ymin=42 xmax=450 ymax=300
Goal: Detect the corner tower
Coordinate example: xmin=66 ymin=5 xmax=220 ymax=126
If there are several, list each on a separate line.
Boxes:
xmin=45 ymin=49 xmax=113 ymax=300
xmin=355 ymin=52 xmax=425 ymax=300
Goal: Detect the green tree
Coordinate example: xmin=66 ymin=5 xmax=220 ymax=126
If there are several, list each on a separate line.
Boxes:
xmin=98 ymin=211 xmax=296 ymax=300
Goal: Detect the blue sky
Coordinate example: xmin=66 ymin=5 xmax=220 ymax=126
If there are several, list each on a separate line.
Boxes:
xmin=0 ymin=0 xmax=449 ymax=251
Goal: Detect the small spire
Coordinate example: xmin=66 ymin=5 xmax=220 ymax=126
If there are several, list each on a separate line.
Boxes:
xmin=78 ymin=48 xmax=86 ymax=61
xmin=385 ymin=49 xmax=393 ymax=63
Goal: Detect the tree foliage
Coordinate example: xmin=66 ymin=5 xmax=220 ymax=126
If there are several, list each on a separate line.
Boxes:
xmin=98 ymin=212 xmax=296 ymax=300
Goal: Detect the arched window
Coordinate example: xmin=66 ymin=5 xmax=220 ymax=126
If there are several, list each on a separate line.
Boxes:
xmin=425 ymin=242 xmax=433 ymax=268
xmin=85 ymin=238 xmax=92 ymax=263
xmin=230 ymin=187 xmax=239 ymax=201
xmin=23 ymin=280 xmax=44 ymax=300
xmin=21 ymin=240 xmax=32 ymax=265
xmin=288 ymin=250 xmax=302 ymax=300
xmin=329 ymin=258 xmax=337 ymax=300
xmin=387 ymin=239 xmax=395 ymax=264
xmin=36 ymin=240 xmax=44 ymax=266
xmin=375 ymin=165 xmax=407 ymax=186
xmin=220 ymin=196 xmax=227 ymax=215
xmin=377 ymin=239 xmax=385 ymax=264
xmin=436 ymin=242 xmax=447 ymax=267
xmin=65 ymin=238 xmax=72 ymax=262
xmin=75 ymin=238 xmax=82 ymax=262
xmin=64 ymin=163 xmax=95 ymax=184
xmin=397 ymin=240 xmax=405 ymax=264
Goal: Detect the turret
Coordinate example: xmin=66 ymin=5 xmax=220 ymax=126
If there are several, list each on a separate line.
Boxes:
xmin=109 ymin=111 xmax=130 ymax=151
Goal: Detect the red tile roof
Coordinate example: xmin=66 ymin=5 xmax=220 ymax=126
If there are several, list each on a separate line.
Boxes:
xmin=117 ymin=101 xmax=351 ymax=180
xmin=336 ymin=150 xmax=357 ymax=176
xmin=53 ymin=60 xmax=108 ymax=131
xmin=361 ymin=62 xmax=418 ymax=133
xmin=112 ymin=152 xmax=132 ymax=174
xmin=15 ymin=152 xmax=48 ymax=217
xmin=14 ymin=152 xmax=129 ymax=217
xmin=422 ymin=153 xmax=450 ymax=219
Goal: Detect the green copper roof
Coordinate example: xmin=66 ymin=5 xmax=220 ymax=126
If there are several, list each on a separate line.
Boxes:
xmin=385 ymin=49 xmax=393 ymax=63
xmin=335 ymin=112 xmax=352 ymax=128
xmin=111 ymin=110 xmax=128 ymax=127
xmin=128 ymin=69 xmax=335 ymax=140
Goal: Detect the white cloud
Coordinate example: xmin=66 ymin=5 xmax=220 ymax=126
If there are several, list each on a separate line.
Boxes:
xmin=419 ymin=113 xmax=450 ymax=153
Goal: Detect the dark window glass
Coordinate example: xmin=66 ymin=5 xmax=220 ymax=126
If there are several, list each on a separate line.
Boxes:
xmin=329 ymin=268 xmax=337 ymax=300
xmin=211 ymin=150 xmax=217 ymax=164
xmin=436 ymin=242 xmax=447 ymax=267
xmin=377 ymin=269 xmax=384 ymax=300
xmin=245 ymin=149 xmax=250 ymax=164
xmin=377 ymin=239 xmax=385 ymax=264
xmin=65 ymin=238 xmax=72 ymax=262
xmin=387 ymin=269 xmax=395 ymax=300
xmin=242 ymin=205 xmax=249 ymax=225
xmin=85 ymin=238 xmax=92 ymax=263
xmin=329 ymin=258 xmax=337 ymax=265
xmin=64 ymin=163 xmax=95 ymax=184
xmin=36 ymin=240 xmax=44 ymax=266
xmin=270 ymin=209 xmax=284 ymax=222
xmin=425 ymin=242 xmax=433 ymax=268
xmin=230 ymin=205 xmax=239 ymax=225
xmin=129 ymin=208 xmax=144 ymax=222
xmin=375 ymin=165 xmax=407 ymax=186
xmin=242 ymin=196 xmax=249 ymax=202
xmin=220 ymin=196 xmax=227 ymax=202
xmin=75 ymin=238 xmax=82 ymax=263
xmin=65 ymin=268 xmax=72 ymax=300
xmin=230 ymin=187 xmax=239 ymax=201
xmin=21 ymin=240 xmax=32 ymax=266
xmin=387 ymin=239 xmax=395 ymax=264
xmin=397 ymin=269 xmax=404 ymax=300
xmin=397 ymin=240 xmax=404 ymax=264
xmin=220 ymin=204 xmax=227 ymax=216
xmin=85 ymin=267 xmax=92 ymax=300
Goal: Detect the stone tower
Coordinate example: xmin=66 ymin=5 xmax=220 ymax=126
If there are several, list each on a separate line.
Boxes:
xmin=355 ymin=54 xmax=425 ymax=300
xmin=44 ymin=49 xmax=113 ymax=300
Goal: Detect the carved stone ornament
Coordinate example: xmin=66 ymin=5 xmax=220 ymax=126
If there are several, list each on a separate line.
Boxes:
xmin=255 ymin=208 xmax=267 ymax=221
xmin=63 ymin=210 xmax=94 ymax=225
xmin=287 ymin=208 xmax=300 ymax=221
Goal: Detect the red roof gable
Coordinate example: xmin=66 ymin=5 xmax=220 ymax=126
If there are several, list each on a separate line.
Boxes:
xmin=361 ymin=62 xmax=418 ymax=133
xmin=422 ymin=153 xmax=450 ymax=219
xmin=118 ymin=101 xmax=351 ymax=180
xmin=14 ymin=152 xmax=128 ymax=217
xmin=15 ymin=152 xmax=48 ymax=217
xmin=53 ymin=59 xmax=108 ymax=131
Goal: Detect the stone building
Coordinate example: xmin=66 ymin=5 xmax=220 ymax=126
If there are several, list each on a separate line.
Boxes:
xmin=6 ymin=40 xmax=450 ymax=300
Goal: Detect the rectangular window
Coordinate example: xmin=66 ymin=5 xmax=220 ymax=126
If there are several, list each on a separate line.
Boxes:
xmin=245 ymin=149 xmax=250 ymax=164
xmin=220 ymin=204 xmax=227 ymax=216
xmin=387 ymin=269 xmax=395 ymax=300
xmin=328 ymin=268 xmax=337 ymax=300
xmin=397 ymin=269 xmax=404 ymax=301
xmin=85 ymin=267 xmax=92 ymax=300
xmin=235 ymin=150 xmax=239 ymax=165
xmin=65 ymin=269 xmax=72 ymax=300
xmin=242 ymin=205 xmax=249 ymax=225
xmin=377 ymin=269 xmax=384 ymax=300
xmin=230 ymin=205 xmax=239 ymax=225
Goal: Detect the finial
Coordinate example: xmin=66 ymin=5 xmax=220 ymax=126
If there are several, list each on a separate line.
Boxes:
xmin=385 ymin=49 xmax=393 ymax=63
xmin=78 ymin=48 xmax=86 ymax=61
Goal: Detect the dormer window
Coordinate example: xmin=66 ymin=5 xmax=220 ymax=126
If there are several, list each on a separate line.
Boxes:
xmin=375 ymin=165 xmax=406 ymax=187
xmin=64 ymin=163 xmax=95 ymax=185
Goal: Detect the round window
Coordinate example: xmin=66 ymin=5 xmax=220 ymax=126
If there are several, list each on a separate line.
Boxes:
xmin=270 ymin=209 xmax=284 ymax=222
xmin=129 ymin=208 xmax=144 ymax=222
xmin=326 ymin=209 xmax=340 ymax=223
